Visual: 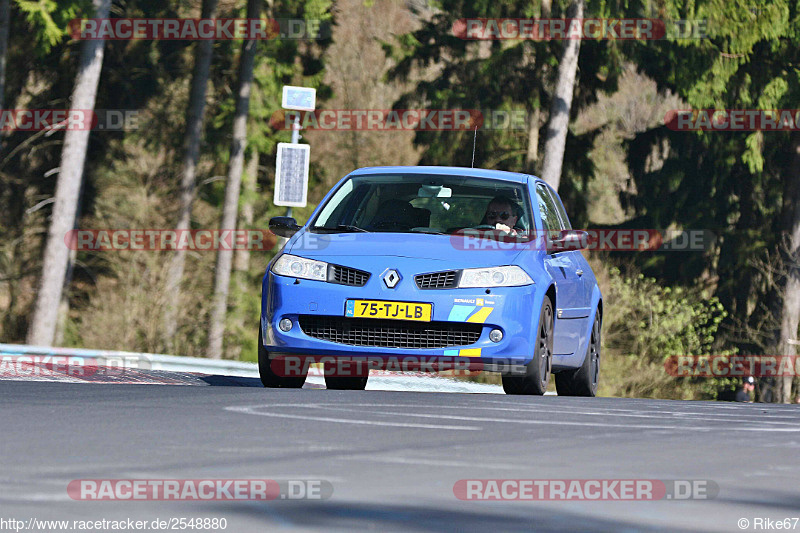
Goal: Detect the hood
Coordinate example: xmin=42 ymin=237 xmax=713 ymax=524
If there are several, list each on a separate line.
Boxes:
xmin=288 ymin=231 xmax=525 ymax=267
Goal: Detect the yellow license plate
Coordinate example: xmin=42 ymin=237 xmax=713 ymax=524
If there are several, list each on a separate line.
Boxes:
xmin=345 ymin=300 xmax=432 ymax=322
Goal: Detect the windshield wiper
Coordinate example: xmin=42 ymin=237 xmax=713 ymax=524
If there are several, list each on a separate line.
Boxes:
xmin=312 ymin=224 xmax=370 ymax=233
xmin=410 ymin=229 xmax=447 ymax=235
xmin=336 ymin=224 xmax=369 ymax=233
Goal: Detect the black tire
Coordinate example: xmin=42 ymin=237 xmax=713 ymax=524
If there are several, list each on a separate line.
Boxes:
xmin=555 ymin=311 xmax=601 ymax=397
xmin=502 ymin=295 xmax=553 ymax=395
xmin=324 ymin=375 xmax=369 ymax=390
xmin=324 ymin=358 xmax=369 ymax=390
xmin=258 ymin=328 xmax=306 ymax=388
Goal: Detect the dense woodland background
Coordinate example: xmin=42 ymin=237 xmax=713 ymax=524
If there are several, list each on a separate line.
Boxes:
xmin=0 ymin=0 xmax=799 ymax=401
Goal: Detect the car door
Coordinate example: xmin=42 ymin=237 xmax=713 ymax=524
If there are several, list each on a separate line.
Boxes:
xmin=547 ymin=186 xmax=593 ymax=312
xmin=536 ymin=183 xmax=583 ymax=355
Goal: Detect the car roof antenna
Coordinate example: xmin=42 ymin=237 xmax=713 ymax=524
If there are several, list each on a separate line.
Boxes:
xmin=471 ymin=125 xmax=478 ymax=168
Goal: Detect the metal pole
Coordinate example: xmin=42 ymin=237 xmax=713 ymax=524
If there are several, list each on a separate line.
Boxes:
xmin=287 ymin=114 xmax=300 ymax=219
xmin=291 ymin=113 xmax=300 ymax=144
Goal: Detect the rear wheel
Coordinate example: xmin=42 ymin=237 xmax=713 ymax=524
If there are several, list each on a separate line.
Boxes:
xmin=555 ymin=311 xmax=600 ymax=397
xmin=502 ymin=296 xmax=553 ymax=395
xmin=258 ymin=328 xmax=307 ymax=388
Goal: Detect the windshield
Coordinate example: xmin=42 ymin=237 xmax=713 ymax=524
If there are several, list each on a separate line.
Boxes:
xmin=311 ymin=173 xmax=533 ymax=234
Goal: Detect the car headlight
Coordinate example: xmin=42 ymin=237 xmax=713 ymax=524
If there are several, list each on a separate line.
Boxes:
xmin=272 ymin=254 xmax=328 ymax=281
xmin=458 ymin=265 xmax=533 ymax=288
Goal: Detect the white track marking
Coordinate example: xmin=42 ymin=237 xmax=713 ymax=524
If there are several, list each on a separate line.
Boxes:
xmin=342 ymin=455 xmax=519 ymax=470
xmin=470 ymin=399 xmax=800 ymax=421
xmin=307 ymin=405 xmax=714 ymax=430
xmin=0 ymin=493 xmax=73 ymax=502
xmin=229 ymin=402 xmax=800 ymax=433
xmin=405 ymin=404 xmax=800 ymax=426
xmin=225 ymin=405 xmax=480 ymax=431
xmin=310 ymin=402 xmax=798 ymax=424
xmin=358 ymin=409 xmax=800 ymax=432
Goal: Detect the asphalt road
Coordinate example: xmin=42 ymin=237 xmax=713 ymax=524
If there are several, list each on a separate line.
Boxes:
xmin=1 ymin=378 xmax=799 ymax=532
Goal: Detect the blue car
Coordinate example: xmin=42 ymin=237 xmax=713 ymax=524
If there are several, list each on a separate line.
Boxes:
xmin=260 ymin=166 xmax=602 ymax=395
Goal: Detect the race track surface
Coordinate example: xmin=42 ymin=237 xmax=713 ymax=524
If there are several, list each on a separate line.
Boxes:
xmin=1 ymin=377 xmax=798 ymax=532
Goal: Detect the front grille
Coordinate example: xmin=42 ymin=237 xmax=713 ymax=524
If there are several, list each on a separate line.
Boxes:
xmin=415 ymin=271 xmax=459 ymax=289
xmin=329 ymin=265 xmax=370 ymax=287
xmin=298 ymin=315 xmax=482 ymax=348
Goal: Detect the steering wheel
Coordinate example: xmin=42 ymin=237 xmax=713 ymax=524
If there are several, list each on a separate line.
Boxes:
xmin=473 ymin=224 xmax=496 ymax=230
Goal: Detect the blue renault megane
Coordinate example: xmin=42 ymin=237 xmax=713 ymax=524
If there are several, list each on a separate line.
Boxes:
xmin=260 ymin=166 xmax=602 ymax=395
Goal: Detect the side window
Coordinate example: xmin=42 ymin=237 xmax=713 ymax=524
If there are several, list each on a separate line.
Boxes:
xmin=536 ymin=184 xmax=561 ymax=232
xmin=546 ymin=187 xmax=572 ymax=230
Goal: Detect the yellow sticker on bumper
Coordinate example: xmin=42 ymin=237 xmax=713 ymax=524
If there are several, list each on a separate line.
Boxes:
xmin=466 ymin=307 xmax=494 ymax=323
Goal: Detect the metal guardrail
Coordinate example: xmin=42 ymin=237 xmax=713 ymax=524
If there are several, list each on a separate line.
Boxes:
xmin=0 ymin=343 xmax=259 ymax=377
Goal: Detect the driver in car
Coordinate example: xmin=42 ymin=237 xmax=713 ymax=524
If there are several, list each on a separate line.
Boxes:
xmin=483 ymin=196 xmax=522 ymax=236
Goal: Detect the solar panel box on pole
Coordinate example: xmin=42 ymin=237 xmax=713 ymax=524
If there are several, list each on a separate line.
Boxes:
xmin=275 ymin=86 xmax=316 ymax=212
xmin=273 ymin=142 xmax=310 ymax=208
xmin=282 ymin=86 xmax=316 ymax=112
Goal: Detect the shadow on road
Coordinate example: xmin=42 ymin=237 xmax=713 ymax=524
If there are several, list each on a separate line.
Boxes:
xmin=714 ymin=488 xmax=800 ymax=513
xmin=199 ymin=375 xmax=263 ymax=387
xmin=200 ymin=500 xmax=698 ymax=532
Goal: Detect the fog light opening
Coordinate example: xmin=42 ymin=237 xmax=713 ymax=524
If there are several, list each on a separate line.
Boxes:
xmin=279 ymin=318 xmax=293 ymax=332
xmin=489 ymin=329 xmax=503 ymax=343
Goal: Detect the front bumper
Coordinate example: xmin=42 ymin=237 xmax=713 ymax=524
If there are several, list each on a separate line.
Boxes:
xmin=260 ymin=261 xmax=543 ymax=365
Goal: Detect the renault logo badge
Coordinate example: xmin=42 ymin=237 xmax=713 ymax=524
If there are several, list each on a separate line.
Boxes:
xmin=383 ymin=269 xmax=400 ymax=288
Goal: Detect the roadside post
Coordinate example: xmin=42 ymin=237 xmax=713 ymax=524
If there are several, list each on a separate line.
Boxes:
xmin=275 ymin=86 xmax=316 ymax=222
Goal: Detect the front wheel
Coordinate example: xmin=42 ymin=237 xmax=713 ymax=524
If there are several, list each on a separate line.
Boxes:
xmin=502 ymin=295 xmax=553 ymax=395
xmin=324 ymin=359 xmax=368 ymax=390
xmin=324 ymin=375 xmax=368 ymax=390
xmin=258 ymin=328 xmax=307 ymax=388
xmin=555 ymin=311 xmax=600 ymax=397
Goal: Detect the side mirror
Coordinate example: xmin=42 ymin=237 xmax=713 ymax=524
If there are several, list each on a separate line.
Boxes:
xmin=269 ymin=216 xmax=301 ymax=238
xmin=548 ymin=230 xmax=589 ymax=251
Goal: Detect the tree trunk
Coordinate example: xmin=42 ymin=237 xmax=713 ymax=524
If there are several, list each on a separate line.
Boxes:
xmin=233 ymin=150 xmax=258 ymax=276
xmin=776 ymin=131 xmax=800 ymax=403
xmin=53 ymin=246 xmax=76 ymax=346
xmin=525 ymin=101 xmax=540 ymax=173
xmin=26 ymin=0 xmax=111 ymax=347
xmin=227 ymin=151 xmax=259 ymax=360
xmin=540 ymin=0 xmax=583 ymax=191
xmin=54 ymin=166 xmax=89 ymax=345
xmin=163 ymin=0 xmax=219 ymax=347
xmin=207 ymin=0 xmax=259 ymax=359
xmin=0 ymin=0 xmax=9 ymax=113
